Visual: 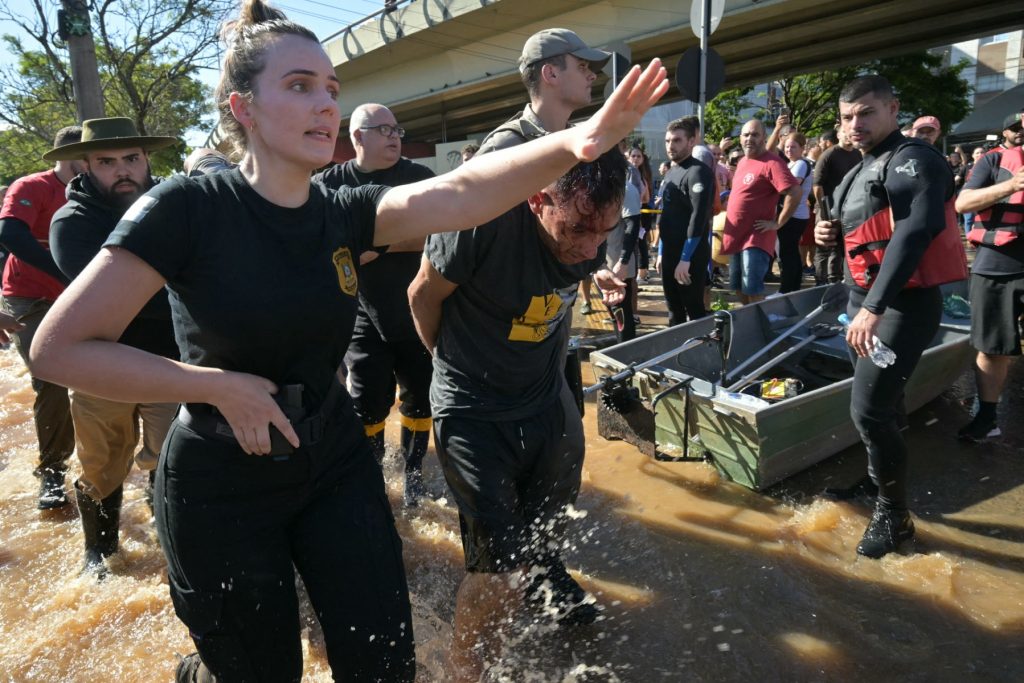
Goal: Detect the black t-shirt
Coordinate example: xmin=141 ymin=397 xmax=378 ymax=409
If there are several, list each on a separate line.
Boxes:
xmin=314 ymin=158 xmax=434 ymax=341
xmin=814 ymin=145 xmax=862 ymax=207
xmin=50 ymin=174 xmax=177 ymax=358
xmin=962 ymin=150 xmax=1024 ymax=276
xmin=105 ymin=168 xmax=386 ymax=415
xmin=426 ymin=203 xmax=604 ymax=420
xmin=657 ymin=156 xmax=715 ymax=263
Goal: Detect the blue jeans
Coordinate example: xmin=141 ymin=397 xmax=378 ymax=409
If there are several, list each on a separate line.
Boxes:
xmin=728 ymin=248 xmax=771 ymax=296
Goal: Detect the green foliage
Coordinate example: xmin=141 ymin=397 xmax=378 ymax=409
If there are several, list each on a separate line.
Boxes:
xmin=0 ymin=0 xmax=230 ymax=179
xmin=774 ymin=51 xmax=973 ymax=138
xmin=703 ymin=87 xmax=754 ymax=142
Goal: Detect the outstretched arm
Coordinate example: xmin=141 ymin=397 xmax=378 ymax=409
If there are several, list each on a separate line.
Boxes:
xmin=373 ymin=60 xmax=669 ymax=245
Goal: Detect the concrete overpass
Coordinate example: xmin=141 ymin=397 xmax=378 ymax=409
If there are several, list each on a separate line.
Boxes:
xmin=323 ymin=0 xmax=1023 ymax=158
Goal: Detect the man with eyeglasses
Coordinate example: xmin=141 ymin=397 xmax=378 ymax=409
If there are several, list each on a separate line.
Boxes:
xmin=314 ymin=103 xmax=436 ymax=507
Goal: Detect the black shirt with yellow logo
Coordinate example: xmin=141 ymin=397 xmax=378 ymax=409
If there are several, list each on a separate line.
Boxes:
xmin=426 ymin=202 xmax=604 ymax=420
xmin=105 ymin=168 xmax=386 ymax=412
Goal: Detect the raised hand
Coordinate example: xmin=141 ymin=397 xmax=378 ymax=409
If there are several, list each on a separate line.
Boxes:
xmin=572 ymin=59 xmax=669 ymax=162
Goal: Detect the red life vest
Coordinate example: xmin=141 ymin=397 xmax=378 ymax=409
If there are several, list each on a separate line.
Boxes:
xmin=968 ymin=146 xmax=1024 ymax=247
xmin=839 ymin=140 xmax=968 ymax=290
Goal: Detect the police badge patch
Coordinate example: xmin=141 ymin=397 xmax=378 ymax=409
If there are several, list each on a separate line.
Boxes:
xmin=332 ymin=247 xmax=358 ymax=296
xmin=693 ymin=182 xmax=705 ymax=193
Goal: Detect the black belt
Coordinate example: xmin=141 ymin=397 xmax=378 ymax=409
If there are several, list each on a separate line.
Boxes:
xmin=177 ymin=381 xmax=336 ymax=456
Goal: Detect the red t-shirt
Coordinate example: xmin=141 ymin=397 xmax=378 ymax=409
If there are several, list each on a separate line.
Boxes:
xmin=1 ymin=169 xmax=68 ymax=300
xmin=722 ymin=152 xmax=797 ymax=255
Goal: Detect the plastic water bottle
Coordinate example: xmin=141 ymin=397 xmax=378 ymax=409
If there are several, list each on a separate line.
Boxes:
xmin=838 ymin=314 xmax=897 ymax=368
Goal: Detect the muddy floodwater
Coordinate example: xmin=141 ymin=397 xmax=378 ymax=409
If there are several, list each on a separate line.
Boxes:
xmin=2 ymin=339 xmax=1023 ymax=681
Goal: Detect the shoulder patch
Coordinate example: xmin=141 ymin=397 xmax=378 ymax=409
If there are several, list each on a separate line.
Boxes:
xmin=692 ymin=182 xmax=705 ymax=193
xmin=894 ymin=159 xmax=918 ymax=178
xmin=122 ymin=195 xmax=157 ymax=224
xmin=332 ymin=247 xmax=358 ymax=296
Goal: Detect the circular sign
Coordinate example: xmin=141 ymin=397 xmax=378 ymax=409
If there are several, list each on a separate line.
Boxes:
xmin=690 ymin=0 xmax=725 ymax=38
xmin=675 ymin=46 xmax=725 ymax=103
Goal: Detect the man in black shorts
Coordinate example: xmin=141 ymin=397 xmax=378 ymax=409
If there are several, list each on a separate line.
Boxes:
xmin=408 ymin=150 xmax=627 ymax=681
xmin=315 ymin=103 xmax=436 ymax=506
xmin=815 ymin=75 xmax=967 ymax=558
xmin=656 ymin=116 xmax=715 ymax=324
xmin=953 ymin=111 xmax=1024 ymax=442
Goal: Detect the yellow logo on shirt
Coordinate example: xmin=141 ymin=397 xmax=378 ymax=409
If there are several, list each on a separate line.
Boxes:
xmin=332 ymin=247 xmax=358 ymax=296
xmin=508 ymin=294 xmax=565 ymax=342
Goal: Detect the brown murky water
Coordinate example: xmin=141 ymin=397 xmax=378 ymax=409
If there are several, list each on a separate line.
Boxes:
xmin=2 ymin=334 xmax=1023 ymax=681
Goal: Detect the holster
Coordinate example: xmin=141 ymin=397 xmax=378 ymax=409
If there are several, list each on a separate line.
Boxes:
xmin=178 ymin=383 xmax=328 ymax=456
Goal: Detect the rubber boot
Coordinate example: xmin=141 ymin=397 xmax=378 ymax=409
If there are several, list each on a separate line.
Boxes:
xmin=364 ymin=422 xmax=386 ymax=466
xmin=176 ymin=653 xmax=218 ymax=683
xmin=76 ymin=482 xmax=122 ymax=579
xmin=400 ymin=425 xmax=430 ymax=508
xmin=145 ymin=469 xmax=156 ymax=515
xmin=38 ymin=467 xmax=69 ymax=510
xmin=856 ymin=503 xmax=914 ymax=559
xmin=821 ymin=475 xmax=878 ymax=502
xmin=525 ymin=557 xmax=600 ymax=626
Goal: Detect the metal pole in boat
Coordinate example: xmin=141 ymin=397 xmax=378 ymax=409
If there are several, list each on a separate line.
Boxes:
xmin=722 ymin=283 xmax=848 ymax=385
xmin=583 ymin=335 xmax=711 ymax=395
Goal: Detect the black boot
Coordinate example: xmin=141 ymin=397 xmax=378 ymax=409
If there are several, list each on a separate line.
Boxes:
xmin=145 ymin=469 xmax=156 ymax=515
xmin=856 ymin=503 xmax=914 ymax=559
xmin=365 ymin=426 xmax=386 ymax=466
xmin=76 ymin=483 xmax=122 ymax=578
xmin=400 ymin=425 xmax=430 ymax=508
xmin=176 ymin=653 xmax=217 ymax=683
xmin=525 ymin=558 xmax=600 ymax=626
xmin=38 ymin=468 xmax=69 ymax=510
xmin=821 ymin=475 xmax=878 ymax=502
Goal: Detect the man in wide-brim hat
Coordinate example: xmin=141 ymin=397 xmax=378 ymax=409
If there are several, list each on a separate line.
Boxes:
xmin=43 ymin=116 xmax=180 ymax=578
xmin=44 ymin=117 xmax=177 ymax=209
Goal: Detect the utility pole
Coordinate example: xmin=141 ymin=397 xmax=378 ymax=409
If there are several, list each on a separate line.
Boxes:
xmin=59 ymin=0 xmax=105 ymax=121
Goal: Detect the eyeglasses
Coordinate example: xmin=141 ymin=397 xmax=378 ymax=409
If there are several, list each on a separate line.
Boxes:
xmin=360 ymin=124 xmax=405 ymax=139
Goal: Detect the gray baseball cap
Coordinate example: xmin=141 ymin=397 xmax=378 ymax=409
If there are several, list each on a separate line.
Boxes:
xmin=519 ymin=28 xmax=611 ymax=75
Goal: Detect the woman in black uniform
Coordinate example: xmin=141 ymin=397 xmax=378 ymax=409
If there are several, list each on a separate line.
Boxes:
xmin=28 ymin=2 xmax=668 ymax=680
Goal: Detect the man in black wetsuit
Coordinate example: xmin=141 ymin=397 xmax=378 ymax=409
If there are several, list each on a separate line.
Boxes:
xmin=315 ymin=103 xmax=435 ymax=507
xmin=45 ymin=117 xmax=180 ymax=576
xmin=815 ymin=75 xmax=967 ymax=558
xmin=656 ymin=116 xmax=715 ymax=324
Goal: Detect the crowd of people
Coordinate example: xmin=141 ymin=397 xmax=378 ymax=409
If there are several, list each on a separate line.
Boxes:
xmin=0 ymin=2 xmax=1021 ymax=680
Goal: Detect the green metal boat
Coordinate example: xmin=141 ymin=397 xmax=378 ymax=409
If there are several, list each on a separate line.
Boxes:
xmin=589 ymin=285 xmax=973 ymax=491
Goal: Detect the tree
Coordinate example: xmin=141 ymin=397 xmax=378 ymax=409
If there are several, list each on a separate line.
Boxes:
xmin=0 ymin=0 xmax=232 ymax=180
xmin=774 ymin=51 xmax=972 ymax=136
xmin=703 ymin=51 xmax=972 ymax=145
xmin=703 ymin=86 xmax=754 ymax=143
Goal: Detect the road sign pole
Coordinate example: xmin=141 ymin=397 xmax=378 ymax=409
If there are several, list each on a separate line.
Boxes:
xmin=698 ymin=0 xmax=710 ymax=134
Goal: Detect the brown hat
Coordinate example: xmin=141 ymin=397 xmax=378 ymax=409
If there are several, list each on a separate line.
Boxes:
xmin=43 ymin=117 xmax=178 ymax=161
xmin=519 ymin=28 xmax=611 ymax=75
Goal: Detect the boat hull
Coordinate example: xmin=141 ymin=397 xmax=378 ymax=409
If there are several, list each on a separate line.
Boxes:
xmin=592 ymin=285 xmax=973 ymax=490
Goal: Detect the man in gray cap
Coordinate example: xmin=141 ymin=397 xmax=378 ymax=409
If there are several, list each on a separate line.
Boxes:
xmin=478 ymin=28 xmax=610 ymax=152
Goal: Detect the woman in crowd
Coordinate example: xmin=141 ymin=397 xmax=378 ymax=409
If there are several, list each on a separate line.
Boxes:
xmin=778 ymin=131 xmax=815 ymax=293
xmin=28 ymin=0 xmax=669 ymax=680
xmin=627 ymin=146 xmax=654 ymax=284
